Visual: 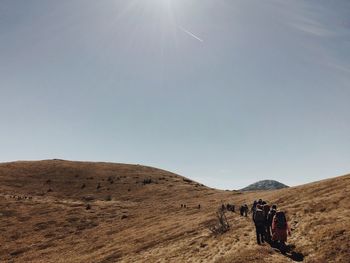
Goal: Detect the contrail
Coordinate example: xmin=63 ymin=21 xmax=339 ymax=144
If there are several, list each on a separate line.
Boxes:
xmin=178 ymin=26 xmax=203 ymax=42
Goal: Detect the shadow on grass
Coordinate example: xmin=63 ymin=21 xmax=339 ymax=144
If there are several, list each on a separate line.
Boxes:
xmin=268 ymin=241 xmax=304 ymax=261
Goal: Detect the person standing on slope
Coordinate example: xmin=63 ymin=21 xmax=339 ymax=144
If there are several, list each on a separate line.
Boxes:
xmin=266 ymin=204 xmax=277 ymax=241
xmin=244 ymin=204 xmax=249 ymax=217
xmin=251 ymin=200 xmax=258 ymax=219
xmin=271 ymin=211 xmax=291 ymax=252
xmin=253 ymin=206 xmax=266 ymax=245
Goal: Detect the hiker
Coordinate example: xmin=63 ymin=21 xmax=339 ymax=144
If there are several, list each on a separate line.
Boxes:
xmin=227 ymin=204 xmax=235 ymax=212
xmin=240 ymin=205 xmax=244 ymax=216
xmin=256 ymin=203 xmax=263 ymax=210
xmin=244 ymin=204 xmax=248 ymax=217
xmin=251 ymin=200 xmax=258 ymax=219
xmin=263 ymin=204 xmax=270 ymax=218
xmin=266 ymin=204 xmax=277 ymax=241
xmin=253 ymin=207 xmax=266 ymax=245
xmin=271 ymin=211 xmax=291 ymax=251
xmin=262 ymin=203 xmax=271 ymax=239
xmin=231 ymin=204 xmax=235 ymax=212
xmin=252 ymin=200 xmax=257 ymax=211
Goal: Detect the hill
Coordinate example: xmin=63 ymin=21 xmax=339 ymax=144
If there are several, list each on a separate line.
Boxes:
xmin=0 ymin=160 xmax=349 ymax=262
xmin=241 ymin=180 xmax=289 ymax=191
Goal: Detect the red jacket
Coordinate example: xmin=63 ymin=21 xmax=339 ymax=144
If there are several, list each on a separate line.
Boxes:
xmin=271 ymin=216 xmax=291 ymax=242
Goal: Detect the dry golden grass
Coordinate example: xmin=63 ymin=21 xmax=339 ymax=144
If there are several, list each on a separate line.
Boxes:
xmin=0 ymin=160 xmax=349 ymax=262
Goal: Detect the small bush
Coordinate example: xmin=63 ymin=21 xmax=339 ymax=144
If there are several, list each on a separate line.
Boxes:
xmin=107 ymin=176 xmax=114 ymax=184
xmin=143 ymin=178 xmax=152 ymax=185
xmin=81 ymin=183 xmax=86 ymax=189
xmin=183 ymin=178 xmax=192 ymax=183
xmin=105 ymin=195 xmax=112 ymax=201
xmin=86 ymin=204 xmax=91 ymax=210
xmin=82 ymin=196 xmax=94 ymax=202
xmin=209 ymin=209 xmax=230 ymax=235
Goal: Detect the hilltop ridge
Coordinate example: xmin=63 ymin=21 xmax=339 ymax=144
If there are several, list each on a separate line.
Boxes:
xmin=241 ymin=180 xmax=289 ymax=191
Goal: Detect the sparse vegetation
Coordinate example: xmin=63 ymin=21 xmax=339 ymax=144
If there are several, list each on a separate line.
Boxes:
xmin=82 ymin=196 xmax=94 ymax=202
xmin=107 ymin=176 xmax=114 ymax=184
xmin=183 ymin=178 xmax=192 ymax=183
xmin=209 ymin=209 xmax=230 ymax=235
xmin=143 ymin=178 xmax=152 ymax=185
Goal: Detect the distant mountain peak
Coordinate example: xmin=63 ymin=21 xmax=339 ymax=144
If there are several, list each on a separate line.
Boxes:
xmin=240 ymin=180 xmax=289 ymax=191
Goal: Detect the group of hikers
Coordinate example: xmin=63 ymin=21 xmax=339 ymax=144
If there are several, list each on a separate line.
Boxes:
xmin=236 ymin=199 xmax=291 ymax=251
xmin=249 ymin=199 xmax=291 ymax=250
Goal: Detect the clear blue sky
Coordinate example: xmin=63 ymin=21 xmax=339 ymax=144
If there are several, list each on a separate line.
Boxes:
xmin=1 ymin=0 xmax=350 ymax=189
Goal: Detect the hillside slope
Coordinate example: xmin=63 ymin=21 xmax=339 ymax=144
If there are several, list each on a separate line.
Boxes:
xmin=0 ymin=160 xmax=349 ymax=263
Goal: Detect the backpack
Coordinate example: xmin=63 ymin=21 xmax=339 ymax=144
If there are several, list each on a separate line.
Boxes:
xmin=274 ymin=211 xmax=287 ymax=229
xmin=254 ymin=209 xmax=265 ymax=225
xmin=263 ymin=204 xmax=270 ymax=217
xmin=267 ymin=209 xmax=276 ymax=225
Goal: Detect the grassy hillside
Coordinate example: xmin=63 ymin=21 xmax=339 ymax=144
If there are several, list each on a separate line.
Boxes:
xmin=0 ymin=160 xmax=349 ymax=262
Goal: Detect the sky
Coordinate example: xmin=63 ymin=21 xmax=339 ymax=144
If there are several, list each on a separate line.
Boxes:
xmin=1 ymin=0 xmax=350 ymax=189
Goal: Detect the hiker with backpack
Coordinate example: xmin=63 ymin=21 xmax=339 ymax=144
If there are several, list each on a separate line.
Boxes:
xmin=252 ymin=200 xmax=257 ymax=213
xmin=271 ymin=211 xmax=291 ymax=252
xmin=243 ymin=204 xmax=248 ymax=217
xmin=262 ymin=203 xmax=271 ymax=240
xmin=253 ymin=206 xmax=266 ymax=245
xmin=266 ymin=204 xmax=277 ymax=241
xmin=240 ymin=205 xmax=244 ymax=216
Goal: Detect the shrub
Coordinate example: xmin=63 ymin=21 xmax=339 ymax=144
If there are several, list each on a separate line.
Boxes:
xmin=209 ymin=209 xmax=230 ymax=235
xmin=82 ymin=196 xmax=94 ymax=202
xmin=107 ymin=176 xmax=114 ymax=184
xmin=183 ymin=178 xmax=192 ymax=183
xmin=143 ymin=178 xmax=152 ymax=185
